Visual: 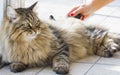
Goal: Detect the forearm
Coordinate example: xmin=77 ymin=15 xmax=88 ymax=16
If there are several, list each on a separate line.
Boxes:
xmin=88 ymin=0 xmax=114 ymax=11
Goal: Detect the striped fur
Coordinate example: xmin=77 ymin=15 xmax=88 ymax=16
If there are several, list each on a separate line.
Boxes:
xmin=0 ymin=2 xmax=120 ymax=74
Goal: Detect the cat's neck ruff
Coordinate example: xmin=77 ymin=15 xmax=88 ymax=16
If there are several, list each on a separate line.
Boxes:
xmin=24 ymin=31 xmax=40 ymax=41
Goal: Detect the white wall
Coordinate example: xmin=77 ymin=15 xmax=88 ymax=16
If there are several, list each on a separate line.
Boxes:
xmin=0 ymin=0 xmax=3 ymax=23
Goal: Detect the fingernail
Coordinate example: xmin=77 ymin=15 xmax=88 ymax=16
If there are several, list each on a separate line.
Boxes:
xmin=69 ymin=13 xmax=74 ymax=16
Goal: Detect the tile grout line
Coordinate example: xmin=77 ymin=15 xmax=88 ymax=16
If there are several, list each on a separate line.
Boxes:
xmin=84 ymin=57 xmax=102 ymax=75
xmin=35 ymin=67 xmax=47 ymax=75
xmin=99 ymin=7 xmax=119 ymax=25
xmin=86 ymin=6 xmax=119 ymax=24
xmin=75 ymin=61 xmax=120 ymax=66
xmin=96 ymin=62 xmax=120 ymax=66
xmin=94 ymin=7 xmax=120 ymax=18
xmin=94 ymin=14 xmax=120 ymax=19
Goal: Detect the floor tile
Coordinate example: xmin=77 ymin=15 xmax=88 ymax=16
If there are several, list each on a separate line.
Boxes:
xmin=111 ymin=7 xmax=120 ymax=17
xmin=86 ymin=15 xmax=107 ymax=24
xmin=37 ymin=67 xmax=57 ymax=75
xmin=107 ymin=0 xmax=120 ymax=7
xmin=69 ymin=63 xmax=94 ymax=75
xmin=0 ymin=66 xmax=42 ymax=75
xmin=97 ymin=52 xmax=120 ymax=65
xmin=86 ymin=64 xmax=120 ymax=75
xmin=37 ymin=63 xmax=93 ymax=75
xmin=94 ymin=6 xmax=117 ymax=16
xmin=76 ymin=55 xmax=100 ymax=63
xmin=100 ymin=17 xmax=120 ymax=33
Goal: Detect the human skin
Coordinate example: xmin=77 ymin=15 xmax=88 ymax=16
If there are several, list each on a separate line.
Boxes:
xmin=68 ymin=0 xmax=114 ymax=20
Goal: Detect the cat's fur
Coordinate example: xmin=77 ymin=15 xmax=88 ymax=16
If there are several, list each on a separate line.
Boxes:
xmin=0 ymin=2 xmax=120 ymax=74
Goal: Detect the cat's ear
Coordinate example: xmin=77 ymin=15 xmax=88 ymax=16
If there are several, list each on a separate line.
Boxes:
xmin=7 ymin=6 xmax=18 ymax=22
xmin=28 ymin=1 xmax=38 ymax=10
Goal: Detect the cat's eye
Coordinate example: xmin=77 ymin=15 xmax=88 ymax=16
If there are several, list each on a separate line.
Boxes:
xmin=22 ymin=23 xmax=31 ymax=29
xmin=25 ymin=23 xmax=31 ymax=28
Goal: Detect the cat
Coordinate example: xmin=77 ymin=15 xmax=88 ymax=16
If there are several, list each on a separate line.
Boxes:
xmin=0 ymin=2 xmax=120 ymax=74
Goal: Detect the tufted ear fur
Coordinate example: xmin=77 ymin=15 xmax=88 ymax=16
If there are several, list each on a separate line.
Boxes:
xmin=7 ymin=6 xmax=19 ymax=23
xmin=49 ymin=15 xmax=56 ymax=21
xmin=28 ymin=1 xmax=38 ymax=11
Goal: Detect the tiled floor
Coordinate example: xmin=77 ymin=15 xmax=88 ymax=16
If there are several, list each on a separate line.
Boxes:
xmin=0 ymin=0 xmax=120 ymax=75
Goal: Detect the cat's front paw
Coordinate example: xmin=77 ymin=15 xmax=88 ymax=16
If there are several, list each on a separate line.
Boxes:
xmin=10 ymin=63 xmax=26 ymax=73
xmin=53 ymin=61 xmax=70 ymax=74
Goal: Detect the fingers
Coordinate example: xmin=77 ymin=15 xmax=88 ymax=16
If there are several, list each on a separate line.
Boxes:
xmin=67 ymin=6 xmax=80 ymax=16
xmin=69 ymin=8 xmax=85 ymax=20
xmin=67 ymin=5 xmax=87 ymax=20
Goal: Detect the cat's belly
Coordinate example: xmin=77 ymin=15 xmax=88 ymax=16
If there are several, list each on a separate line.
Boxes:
xmin=62 ymin=31 xmax=94 ymax=62
xmin=3 ymin=45 xmax=51 ymax=67
xmin=68 ymin=42 xmax=94 ymax=62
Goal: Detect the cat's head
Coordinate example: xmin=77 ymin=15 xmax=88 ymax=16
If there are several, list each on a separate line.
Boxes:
xmin=7 ymin=2 xmax=47 ymax=41
xmin=7 ymin=2 xmax=38 ymax=23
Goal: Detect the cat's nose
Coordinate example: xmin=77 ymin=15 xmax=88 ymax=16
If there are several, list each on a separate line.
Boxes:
xmin=32 ymin=27 xmax=37 ymax=33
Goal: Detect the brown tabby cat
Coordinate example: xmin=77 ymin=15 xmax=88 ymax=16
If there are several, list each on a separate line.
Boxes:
xmin=0 ymin=2 xmax=120 ymax=74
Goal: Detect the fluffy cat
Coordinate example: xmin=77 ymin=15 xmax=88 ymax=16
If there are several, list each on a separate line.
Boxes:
xmin=0 ymin=2 xmax=120 ymax=74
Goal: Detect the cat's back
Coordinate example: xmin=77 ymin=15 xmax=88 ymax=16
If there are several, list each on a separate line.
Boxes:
xmin=47 ymin=17 xmax=92 ymax=61
xmin=48 ymin=17 xmax=85 ymax=31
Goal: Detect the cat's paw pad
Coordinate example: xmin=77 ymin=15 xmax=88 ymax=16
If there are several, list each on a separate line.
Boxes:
xmin=10 ymin=63 xmax=26 ymax=73
xmin=53 ymin=61 xmax=69 ymax=74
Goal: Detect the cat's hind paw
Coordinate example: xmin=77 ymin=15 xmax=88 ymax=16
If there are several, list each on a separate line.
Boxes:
xmin=97 ymin=42 xmax=119 ymax=57
xmin=104 ymin=42 xmax=119 ymax=57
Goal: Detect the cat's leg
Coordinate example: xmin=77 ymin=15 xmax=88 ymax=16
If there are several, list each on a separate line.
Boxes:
xmin=0 ymin=62 xmax=9 ymax=69
xmin=52 ymin=44 xmax=70 ymax=74
xmin=96 ymin=36 xmax=119 ymax=57
xmin=10 ymin=62 xmax=27 ymax=73
xmin=0 ymin=55 xmax=9 ymax=69
xmin=0 ymin=55 xmax=3 ymax=68
xmin=0 ymin=55 xmax=2 ymax=64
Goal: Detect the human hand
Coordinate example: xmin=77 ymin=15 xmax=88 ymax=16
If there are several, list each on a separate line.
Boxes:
xmin=67 ymin=4 xmax=94 ymax=20
xmin=67 ymin=0 xmax=114 ymax=20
